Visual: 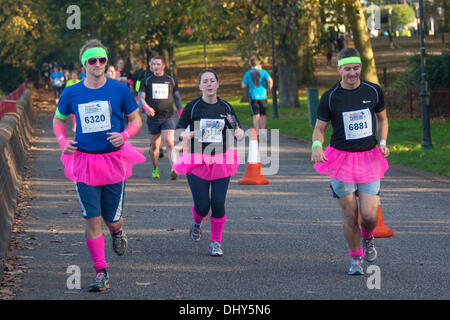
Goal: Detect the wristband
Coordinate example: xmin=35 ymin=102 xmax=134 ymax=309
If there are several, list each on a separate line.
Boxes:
xmin=311 ymin=140 xmax=323 ymax=150
xmin=379 ymin=139 xmax=386 ymax=146
xmin=53 ymin=122 xmax=69 ymax=151
xmin=120 ymin=121 xmax=140 ymax=142
xmin=143 ymin=104 xmax=151 ymax=112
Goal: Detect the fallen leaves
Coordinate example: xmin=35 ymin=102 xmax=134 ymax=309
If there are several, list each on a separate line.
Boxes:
xmin=0 ymin=145 xmax=35 ymax=300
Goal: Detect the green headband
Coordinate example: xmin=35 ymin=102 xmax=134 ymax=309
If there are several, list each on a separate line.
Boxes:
xmin=81 ymin=47 xmax=108 ymax=67
xmin=338 ymin=56 xmax=362 ymax=66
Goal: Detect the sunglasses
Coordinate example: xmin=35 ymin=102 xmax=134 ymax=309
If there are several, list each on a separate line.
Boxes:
xmin=87 ymin=57 xmax=107 ymax=66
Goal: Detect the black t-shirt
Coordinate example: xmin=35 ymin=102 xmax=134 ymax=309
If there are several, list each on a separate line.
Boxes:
xmin=177 ymin=97 xmax=241 ymax=155
xmin=140 ymin=73 xmax=178 ymax=119
xmin=317 ymin=80 xmax=385 ymax=151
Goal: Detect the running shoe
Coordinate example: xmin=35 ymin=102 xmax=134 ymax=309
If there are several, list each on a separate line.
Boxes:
xmin=88 ymin=269 xmax=110 ymax=292
xmin=209 ymin=241 xmax=223 ymax=256
xmin=152 ymin=167 xmax=160 ymax=179
xmin=111 ymin=230 xmax=128 ymax=256
xmin=362 ymin=235 xmax=377 ymax=262
xmin=170 ymin=170 xmax=178 ymax=180
xmin=189 ymin=221 xmax=202 ymax=241
xmin=348 ymin=256 xmax=364 ymax=275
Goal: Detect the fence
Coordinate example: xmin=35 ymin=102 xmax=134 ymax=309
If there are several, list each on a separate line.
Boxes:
xmin=384 ymin=88 xmax=450 ymax=119
xmin=0 ymin=83 xmax=34 ymax=274
xmin=0 ymin=81 xmax=28 ymax=120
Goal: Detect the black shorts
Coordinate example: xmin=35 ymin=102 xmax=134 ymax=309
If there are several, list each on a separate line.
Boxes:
xmin=249 ymin=99 xmax=268 ymax=115
xmin=146 ymin=117 xmax=176 ymax=135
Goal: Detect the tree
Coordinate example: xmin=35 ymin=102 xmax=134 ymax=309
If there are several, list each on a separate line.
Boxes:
xmin=390 ymin=4 xmax=415 ymax=31
xmin=343 ymin=0 xmax=380 ymax=84
xmin=0 ymin=0 xmax=54 ymax=68
xmin=230 ymin=0 xmax=311 ymax=108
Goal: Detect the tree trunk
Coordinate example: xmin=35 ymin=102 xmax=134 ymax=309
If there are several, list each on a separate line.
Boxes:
xmin=277 ymin=37 xmax=299 ymax=108
xmin=298 ymin=2 xmax=320 ymax=85
xmin=168 ymin=45 xmax=178 ymax=80
xmin=240 ymin=63 xmax=249 ymax=103
xmin=344 ymin=0 xmax=380 ymax=84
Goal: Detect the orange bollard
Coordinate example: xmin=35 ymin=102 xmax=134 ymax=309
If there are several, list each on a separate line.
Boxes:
xmin=238 ymin=128 xmax=269 ymax=185
xmin=358 ymin=204 xmax=394 ymax=238
xmin=372 ymin=205 xmax=394 ymax=238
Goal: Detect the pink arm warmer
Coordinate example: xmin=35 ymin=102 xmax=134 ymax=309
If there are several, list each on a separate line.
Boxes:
xmin=120 ymin=121 xmax=140 ymax=142
xmin=53 ymin=122 xmax=69 ymax=151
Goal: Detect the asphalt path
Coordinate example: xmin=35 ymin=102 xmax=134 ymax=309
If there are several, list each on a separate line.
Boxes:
xmin=10 ymin=99 xmax=450 ymax=303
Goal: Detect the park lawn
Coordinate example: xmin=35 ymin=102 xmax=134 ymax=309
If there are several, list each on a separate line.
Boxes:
xmin=176 ymin=41 xmax=239 ymax=65
xmin=224 ymin=96 xmax=449 ymax=177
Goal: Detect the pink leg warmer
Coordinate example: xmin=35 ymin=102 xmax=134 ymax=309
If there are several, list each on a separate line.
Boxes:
xmin=349 ymin=247 xmax=364 ymax=258
xmin=360 ymin=227 xmax=374 ymax=239
xmin=86 ymin=235 xmax=108 ymax=272
xmin=192 ymin=205 xmax=206 ymax=224
xmin=210 ymin=215 xmax=226 ymax=242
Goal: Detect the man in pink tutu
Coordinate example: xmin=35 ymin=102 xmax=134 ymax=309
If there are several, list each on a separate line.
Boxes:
xmin=52 ymin=39 xmax=145 ymax=291
xmin=311 ymin=48 xmax=390 ymax=275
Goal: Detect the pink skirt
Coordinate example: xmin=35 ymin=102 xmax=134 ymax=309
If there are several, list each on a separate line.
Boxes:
xmin=173 ymin=148 xmax=240 ymax=181
xmin=60 ymin=143 xmax=146 ymax=186
xmin=314 ymin=146 xmax=389 ymax=183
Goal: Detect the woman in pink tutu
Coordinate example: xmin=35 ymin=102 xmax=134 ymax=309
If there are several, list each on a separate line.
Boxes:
xmin=173 ymin=69 xmax=244 ymax=256
xmin=52 ymin=39 xmax=145 ymax=292
xmin=311 ymin=48 xmax=390 ymax=275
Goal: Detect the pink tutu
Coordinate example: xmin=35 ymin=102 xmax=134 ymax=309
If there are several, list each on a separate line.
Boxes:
xmin=314 ymin=146 xmax=389 ymax=183
xmin=173 ymin=148 xmax=240 ymax=181
xmin=60 ymin=143 xmax=146 ymax=186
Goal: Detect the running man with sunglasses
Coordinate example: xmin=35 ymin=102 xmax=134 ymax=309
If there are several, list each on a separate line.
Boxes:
xmin=311 ymin=47 xmax=390 ymax=275
xmin=53 ymin=39 xmax=145 ymax=292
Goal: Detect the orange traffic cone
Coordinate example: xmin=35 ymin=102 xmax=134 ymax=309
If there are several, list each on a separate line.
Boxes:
xmin=358 ymin=204 xmax=394 ymax=238
xmin=238 ymin=128 xmax=269 ymax=185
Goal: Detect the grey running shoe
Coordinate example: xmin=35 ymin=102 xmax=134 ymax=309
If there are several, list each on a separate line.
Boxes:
xmin=362 ymin=236 xmax=377 ymax=262
xmin=209 ymin=241 xmax=223 ymax=256
xmin=111 ymin=230 xmax=128 ymax=256
xmin=189 ymin=221 xmax=202 ymax=241
xmin=88 ymin=269 xmax=110 ymax=292
xmin=348 ymin=256 xmax=364 ymax=275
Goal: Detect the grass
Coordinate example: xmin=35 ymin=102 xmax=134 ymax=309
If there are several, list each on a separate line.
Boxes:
xmin=176 ymin=40 xmax=450 ymax=177
xmin=175 ymin=41 xmax=239 ymax=66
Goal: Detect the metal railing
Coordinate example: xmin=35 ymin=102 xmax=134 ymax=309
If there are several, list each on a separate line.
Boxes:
xmin=384 ymin=88 xmax=450 ymax=119
xmin=0 ymin=81 xmax=28 ymax=120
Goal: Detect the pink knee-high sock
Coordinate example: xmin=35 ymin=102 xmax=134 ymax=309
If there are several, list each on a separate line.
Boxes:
xmin=349 ymin=247 xmax=364 ymax=258
xmin=192 ymin=205 xmax=207 ymax=224
xmin=86 ymin=235 xmax=108 ymax=272
xmin=360 ymin=227 xmax=374 ymax=239
xmin=210 ymin=215 xmax=226 ymax=242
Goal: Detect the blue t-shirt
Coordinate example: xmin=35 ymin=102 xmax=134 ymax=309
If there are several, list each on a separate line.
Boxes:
xmin=57 ymin=78 xmax=138 ymax=152
xmin=242 ymin=68 xmax=271 ymax=100
xmin=50 ymin=72 xmax=65 ymax=87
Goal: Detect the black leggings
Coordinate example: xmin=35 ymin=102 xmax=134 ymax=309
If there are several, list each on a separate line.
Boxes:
xmin=187 ymin=174 xmax=230 ymax=219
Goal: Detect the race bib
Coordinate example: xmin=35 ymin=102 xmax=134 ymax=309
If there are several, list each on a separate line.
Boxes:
xmin=54 ymin=78 xmax=63 ymax=87
xmin=342 ymin=108 xmax=373 ymax=140
xmin=197 ymin=119 xmax=225 ymax=143
xmin=78 ymin=101 xmax=111 ymax=133
xmin=152 ymin=83 xmax=169 ymax=99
